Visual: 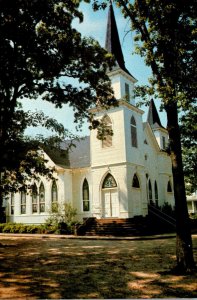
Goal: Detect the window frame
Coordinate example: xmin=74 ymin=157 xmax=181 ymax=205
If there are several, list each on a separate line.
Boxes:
xmin=167 ymin=180 xmax=172 ymax=193
xmin=51 ymin=180 xmax=58 ymax=203
xmin=21 ymin=191 xmax=26 ymax=214
xmin=132 ymin=173 xmax=140 ymax=188
xmin=11 ymin=193 xmax=14 ymax=215
xmin=154 ymin=181 xmax=159 ymax=206
xmin=131 ymin=116 xmax=138 ymax=148
xmin=32 ymin=183 xmax=38 ymax=213
xmin=102 ymin=173 xmax=117 ymax=189
xmin=82 ymin=179 xmax=90 ymax=212
xmin=39 ymin=182 xmax=45 ymax=213
xmin=125 ymin=83 xmax=130 ymax=102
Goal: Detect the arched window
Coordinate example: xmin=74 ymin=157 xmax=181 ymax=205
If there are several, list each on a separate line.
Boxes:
xmin=154 ymin=181 xmax=158 ymax=206
xmin=51 ymin=180 xmax=58 ymax=203
xmin=131 ymin=116 xmax=138 ymax=148
xmin=82 ymin=179 xmax=90 ymax=212
xmin=167 ymin=180 xmax=172 ymax=192
xmin=39 ymin=182 xmax=45 ymax=213
xmin=32 ymin=183 xmax=38 ymax=213
xmin=102 ymin=115 xmax=112 ymax=148
xmin=102 ymin=173 xmax=117 ymax=189
xmin=148 ymin=180 xmax=152 ymax=203
xmin=21 ymin=190 xmax=26 ymax=214
xmin=132 ymin=173 xmax=140 ymax=188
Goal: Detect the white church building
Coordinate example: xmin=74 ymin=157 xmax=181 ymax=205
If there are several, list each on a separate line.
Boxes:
xmin=6 ymin=4 xmax=174 ymax=225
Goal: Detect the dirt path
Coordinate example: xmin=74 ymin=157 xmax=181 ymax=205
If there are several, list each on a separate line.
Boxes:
xmin=0 ymin=235 xmax=196 ymax=299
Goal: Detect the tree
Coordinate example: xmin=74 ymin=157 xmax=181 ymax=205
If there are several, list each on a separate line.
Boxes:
xmin=0 ymin=0 xmax=116 ymax=217
xmin=93 ymin=0 xmax=196 ymax=272
xmin=180 ymin=105 xmax=197 ymax=194
xmin=118 ymin=0 xmax=196 ymax=273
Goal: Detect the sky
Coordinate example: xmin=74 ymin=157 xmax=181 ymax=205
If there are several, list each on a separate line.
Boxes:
xmin=23 ymin=1 xmax=167 ymax=137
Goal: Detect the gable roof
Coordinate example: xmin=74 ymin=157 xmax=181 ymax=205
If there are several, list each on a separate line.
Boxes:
xmin=143 ymin=122 xmax=161 ymax=152
xmin=61 ymin=136 xmax=90 ymax=169
xmin=44 ymin=136 xmax=90 ymax=169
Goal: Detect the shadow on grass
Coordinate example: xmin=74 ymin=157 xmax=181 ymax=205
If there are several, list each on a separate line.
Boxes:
xmin=0 ymin=237 xmax=196 ymax=299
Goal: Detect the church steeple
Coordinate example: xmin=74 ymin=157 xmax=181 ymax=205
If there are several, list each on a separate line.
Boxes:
xmin=147 ymin=99 xmax=164 ymax=129
xmin=105 ymin=2 xmax=131 ymax=76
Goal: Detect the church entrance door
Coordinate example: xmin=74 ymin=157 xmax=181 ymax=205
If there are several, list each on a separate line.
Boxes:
xmin=103 ymin=189 xmax=119 ymax=218
xmin=102 ymin=173 xmax=119 ymax=218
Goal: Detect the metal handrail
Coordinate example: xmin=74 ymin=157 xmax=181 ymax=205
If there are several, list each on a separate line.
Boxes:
xmin=148 ymin=204 xmax=176 ymax=227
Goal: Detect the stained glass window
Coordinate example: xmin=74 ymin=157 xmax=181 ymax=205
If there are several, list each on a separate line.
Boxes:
xmin=39 ymin=182 xmax=45 ymax=213
xmin=32 ymin=184 xmax=38 ymax=213
xmin=83 ymin=179 xmax=90 ymax=212
xmin=102 ymin=174 xmax=117 ymax=189
xmin=51 ymin=180 xmax=58 ymax=202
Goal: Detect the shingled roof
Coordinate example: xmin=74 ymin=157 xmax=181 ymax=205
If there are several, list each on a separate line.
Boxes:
xmin=44 ymin=136 xmax=90 ymax=169
xmin=60 ymin=136 xmax=90 ymax=169
xmin=105 ymin=2 xmax=132 ymax=77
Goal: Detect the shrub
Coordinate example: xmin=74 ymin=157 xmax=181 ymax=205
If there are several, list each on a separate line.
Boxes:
xmin=0 ymin=223 xmax=55 ymax=234
xmin=45 ymin=202 xmax=77 ymax=234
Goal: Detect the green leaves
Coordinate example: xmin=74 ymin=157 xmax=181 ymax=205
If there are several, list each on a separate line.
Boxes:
xmin=0 ymin=0 xmax=116 ymax=195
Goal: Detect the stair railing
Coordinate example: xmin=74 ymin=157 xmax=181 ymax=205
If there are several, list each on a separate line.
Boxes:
xmin=148 ymin=204 xmax=176 ymax=228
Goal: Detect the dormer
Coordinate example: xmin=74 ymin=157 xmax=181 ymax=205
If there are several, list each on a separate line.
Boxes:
xmin=105 ymin=3 xmax=137 ymax=105
xmin=147 ymin=99 xmax=168 ymax=150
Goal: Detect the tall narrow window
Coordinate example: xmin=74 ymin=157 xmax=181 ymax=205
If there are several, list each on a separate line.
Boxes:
xmin=102 ymin=115 xmax=112 ymax=148
xmin=148 ymin=180 xmax=152 ymax=203
xmin=11 ymin=193 xmax=14 ymax=215
xmin=102 ymin=173 xmax=117 ymax=189
xmin=154 ymin=181 xmax=158 ymax=206
xmin=131 ymin=116 xmax=138 ymax=148
xmin=125 ymin=83 xmax=130 ymax=102
xmin=132 ymin=173 xmax=140 ymax=188
xmin=167 ymin=180 xmax=172 ymax=192
xmin=39 ymin=182 xmax=45 ymax=213
xmin=21 ymin=191 xmax=26 ymax=214
xmin=83 ymin=179 xmax=90 ymax=212
xmin=32 ymin=183 xmax=38 ymax=213
xmin=51 ymin=180 xmax=58 ymax=203
xmin=162 ymin=136 xmax=166 ymax=149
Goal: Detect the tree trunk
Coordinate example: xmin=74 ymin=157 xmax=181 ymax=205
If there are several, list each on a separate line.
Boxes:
xmin=165 ymin=102 xmax=195 ymax=273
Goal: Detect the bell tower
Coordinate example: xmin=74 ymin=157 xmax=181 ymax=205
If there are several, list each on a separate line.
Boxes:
xmin=90 ymin=2 xmax=146 ymax=219
xmin=105 ymin=2 xmax=137 ymax=105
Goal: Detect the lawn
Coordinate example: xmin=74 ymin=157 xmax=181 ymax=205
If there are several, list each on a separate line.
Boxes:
xmin=0 ymin=234 xmax=196 ymax=299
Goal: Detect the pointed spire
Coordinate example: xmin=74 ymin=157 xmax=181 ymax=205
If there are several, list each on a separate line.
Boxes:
xmin=105 ymin=2 xmax=131 ymax=75
xmin=147 ymin=99 xmax=164 ymax=129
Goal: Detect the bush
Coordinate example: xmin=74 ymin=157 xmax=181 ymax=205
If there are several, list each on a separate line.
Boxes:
xmin=0 ymin=223 xmax=58 ymax=234
xmin=45 ymin=202 xmax=77 ymax=234
xmin=0 ymin=203 xmax=77 ymax=235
